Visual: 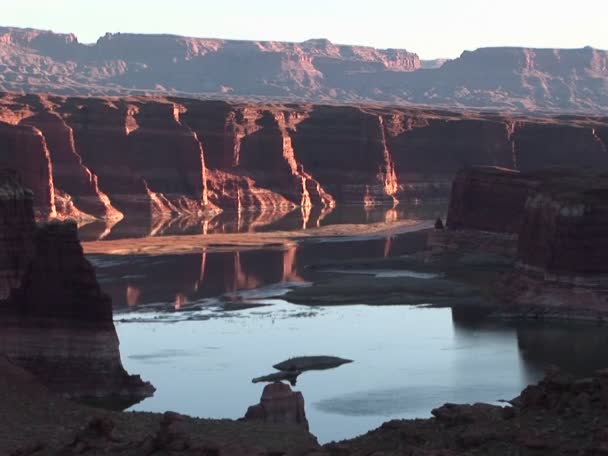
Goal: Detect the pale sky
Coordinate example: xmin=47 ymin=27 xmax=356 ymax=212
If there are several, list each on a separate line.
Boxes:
xmin=2 ymin=0 xmax=607 ymax=59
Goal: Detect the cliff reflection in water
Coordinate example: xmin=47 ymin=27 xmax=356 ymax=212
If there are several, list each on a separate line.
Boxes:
xmin=91 ymin=230 xmax=428 ymax=310
xmin=79 ymin=201 xmax=446 ymax=241
xmin=451 ymin=306 xmax=608 ymax=378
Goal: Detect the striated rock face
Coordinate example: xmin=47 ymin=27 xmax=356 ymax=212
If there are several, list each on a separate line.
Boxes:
xmin=0 ymin=174 xmax=153 ymax=400
xmin=244 ymin=382 xmax=309 ymax=429
xmin=1 ymin=93 xmax=607 ymax=225
xmin=20 ymin=111 xmax=122 ymax=221
xmin=446 ymin=166 xmax=542 ymax=234
xmin=429 ymin=166 xmax=540 ymax=257
xmin=438 ymin=165 xmax=608 ymax=316
xmin=0 ymin=170 xmax=35 ymax=298
xmin=1 ymin=27 xmax=608 ymax=113
xmin=499 ymin=172 xmax=608 ymax=315
xmin=0 ymin=121 xmax=56 ymax=218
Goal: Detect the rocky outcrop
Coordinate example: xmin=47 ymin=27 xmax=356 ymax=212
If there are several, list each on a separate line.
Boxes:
xmin=499 ymin=171 xmax=608 ymax=317
xmin=0 ymin=170 xmax=35 ymax=298
xmin=434 ymin=166 xmax=608 ymax=317
xmin=428 ymin=166 xmax=541 ymax=257
xmin=0 ymin=173 xmax=153 ymax=401
xmin=1 ymin=27 xmax=608 ymax=113
xmin=244 ymin=382 xmax=309 ymax=429
xmin=1 ymin=93 xmax=607 ymax=225
xmin=446 ymin=166 xmax=541 ymax=234
xmin=0 ymin=360 xmax=319 ymax=456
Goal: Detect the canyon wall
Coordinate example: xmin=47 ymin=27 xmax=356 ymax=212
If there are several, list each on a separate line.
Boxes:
xmin=0 ymin=93 xmax=607 ymax=229
xmin=0 ymin=171 xmax=153 ymax=401
xmin=1 ymin=27 xmax=608 ymax=113
xmin=501 ymin=171 xmax=608 ymax=315
xmin=435 ymin=166 xmax=608 ymax=317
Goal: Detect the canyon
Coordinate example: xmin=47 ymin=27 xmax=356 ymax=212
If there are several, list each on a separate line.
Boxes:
xmin=0 ymin=92 xmax=607 ymax=233
xmin=1 ymin=27 xmax=608 ymax=113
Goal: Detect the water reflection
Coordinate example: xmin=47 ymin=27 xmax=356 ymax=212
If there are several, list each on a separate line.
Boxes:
xmin=79 ymin=201 xmax=446 ymax=241
xmin=92 ymin=231 xmax=429 ymax=310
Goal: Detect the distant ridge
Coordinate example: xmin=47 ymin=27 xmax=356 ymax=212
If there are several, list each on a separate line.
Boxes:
xmin=0 ymin=26 xmax=607 ymax=113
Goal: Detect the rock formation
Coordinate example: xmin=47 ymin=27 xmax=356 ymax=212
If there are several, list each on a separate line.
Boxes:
xmin=428 ymin=166 xmax=542 ymax=257
xmin=0 ymin=171 xmax=153 ymax=401
xmin=0 ymin=169 xmax=35 ymax=298
xmin=500 ymin=171 xmax=608 ymax=317
xmin=244 ymin=382 xmax=309 ymax=429
xmin=1 ymin=27 xmax=608 ymax=113
xmin=433 ymin=166 xmax=608 ymax=318
xmin=1 ymin=93 xmax=607 ymax=226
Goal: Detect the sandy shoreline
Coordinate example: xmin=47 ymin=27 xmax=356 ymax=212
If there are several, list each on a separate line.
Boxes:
xmin=82 ymin=220 xmax=433 ymax=256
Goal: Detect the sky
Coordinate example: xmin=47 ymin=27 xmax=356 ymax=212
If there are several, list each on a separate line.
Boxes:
xmin=3 ymin=0 xmax=607 ymax=59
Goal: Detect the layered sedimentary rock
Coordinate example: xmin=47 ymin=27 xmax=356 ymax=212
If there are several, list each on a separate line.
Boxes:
xmin=445 ymin=166 xmax=545 ymax=233
xmin=0 ymin=120 xmax=55 ymax=218
xmin=20 ymin=110 xmax=122 ymax=221
xmin=0 ymin=170 xmax=35 ymax=298
xmin=428 ymin=166 xmax=542 ymax=257
xmin=1 ymin=93 xmax=607 ymax=226
xmin=435 ymin=166 xmax=608 ymax=317
xmin=500 ymin=172 xmax=608 ymax=316
xmin=0 ymin=173 xmax=153 ymax=400
xmin=244 ymin=382 xmax=309 ymax=429
xmin=1 ymin=27 xmax=608 ymax=113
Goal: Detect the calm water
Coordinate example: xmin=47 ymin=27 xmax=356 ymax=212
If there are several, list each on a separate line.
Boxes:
xmin=86 ymin=204 xmax=608 ymax=443
xmin=115 ymin=301 xmax=608 ymax=443
xmin=79 ymin=202 xmax=446 ymax=241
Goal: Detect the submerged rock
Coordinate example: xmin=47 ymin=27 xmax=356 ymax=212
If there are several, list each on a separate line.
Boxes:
xmin=273 ymin=356 xmax=353 ymax=372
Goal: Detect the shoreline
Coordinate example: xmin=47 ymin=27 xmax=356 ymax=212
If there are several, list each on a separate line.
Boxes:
xmin=82 ymin=220 xmax=433 ymax=256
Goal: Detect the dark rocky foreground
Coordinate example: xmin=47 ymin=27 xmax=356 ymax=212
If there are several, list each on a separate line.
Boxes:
xmin=6 ymin=355 xmax=608 ymax=455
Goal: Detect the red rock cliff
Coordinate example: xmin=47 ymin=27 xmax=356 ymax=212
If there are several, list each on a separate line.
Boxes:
xmin=0 ymin=170 xmax=35 ymax=298
xmin=438 ymin=165 xmax=608 ymax=316
xmin=0 ymin=172 xmax=153 ymax=400
xmin=499 ymin=172 xmax=608 ymax=315
xmin=446 ymin=167 xmax=542 ymax=234
xmin=0 ymin=93 xmax=607 ymax=224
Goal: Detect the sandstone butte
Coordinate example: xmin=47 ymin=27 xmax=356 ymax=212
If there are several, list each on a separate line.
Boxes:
xmin=430 ymin=166 xmax=608 ymax=318
xmin=1 ymin=26 xmax=608 ymax=113
xmin=0 ymin=92 xmax=607 ymax=234
xmin=0 ymin=169 xmax=154 ymax=402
